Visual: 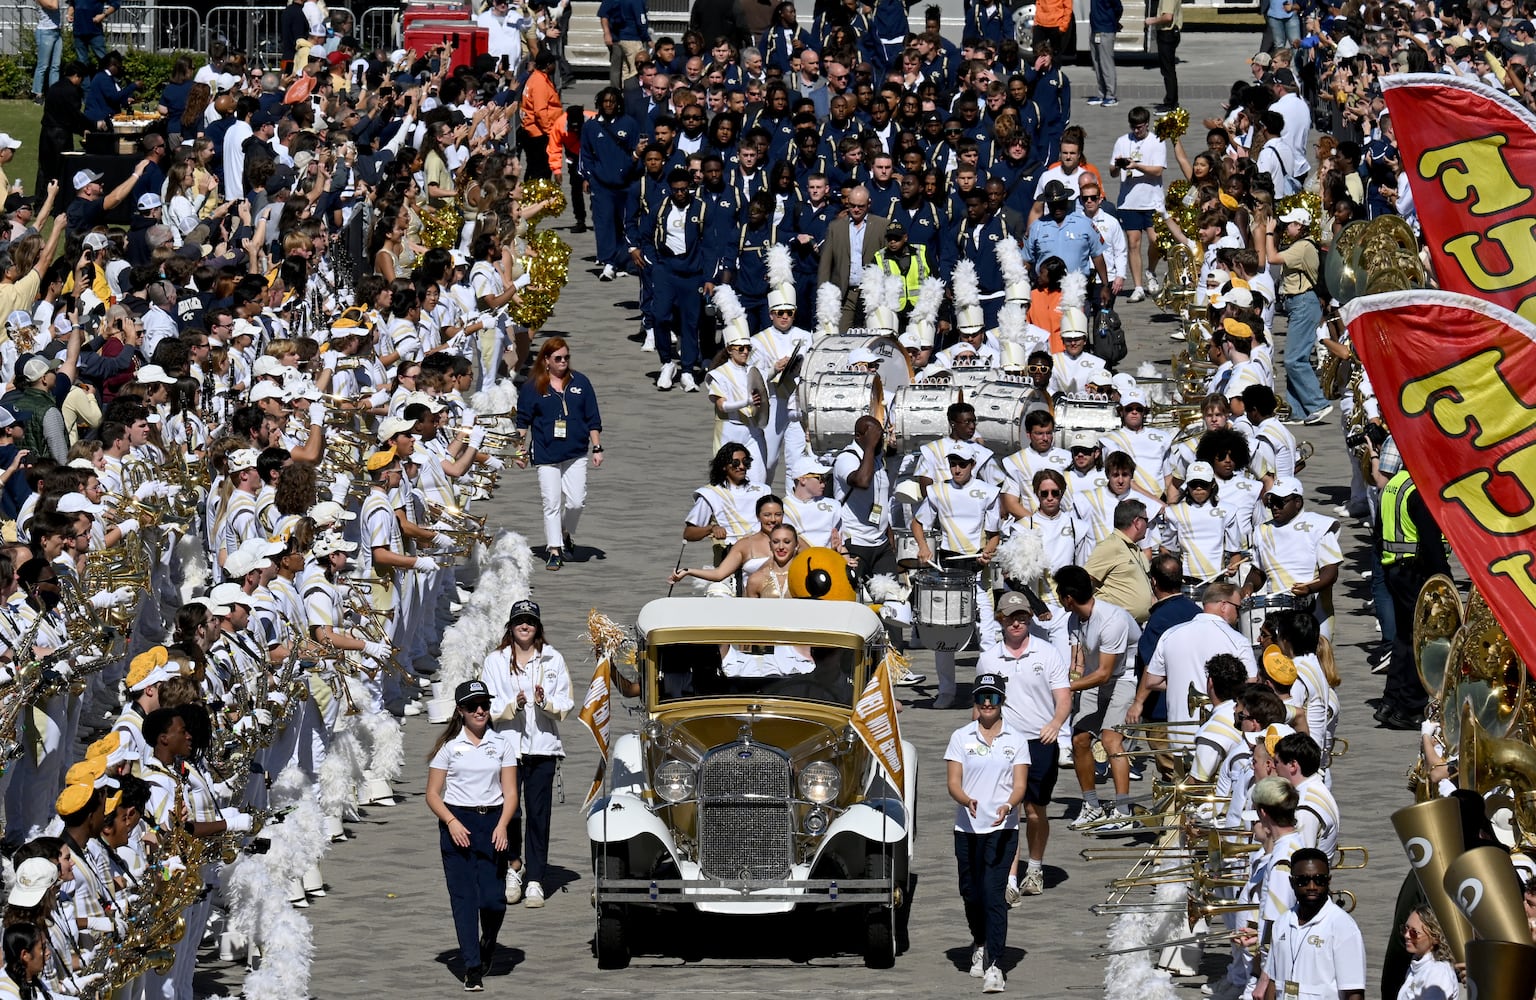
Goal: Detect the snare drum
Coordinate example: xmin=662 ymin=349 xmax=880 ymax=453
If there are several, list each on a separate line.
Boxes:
xmin=911 ymin=569 xmax=977 ymax=652
xmin=893 ymin=528 xmax=922 ymax=570
xmin=1053 ymin=394 xmax=1121 ymax=449
xmin=971 ymin=379 xmax=1052 ymax=456
xmin=798 ymin=333 xmax=911 ymax=413
xmin=1238 ymin=593 xmax=1298 ymax=647
xmin=888 ymin=382 xmax=965 ymax=454
xmin=802 ymin=372 xmax=885 ymax=453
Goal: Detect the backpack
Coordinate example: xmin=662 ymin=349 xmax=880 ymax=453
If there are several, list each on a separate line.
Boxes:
xmin=1091 ymin=307 xmax=1128 ymax=368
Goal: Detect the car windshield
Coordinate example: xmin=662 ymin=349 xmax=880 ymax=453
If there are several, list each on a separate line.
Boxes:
xmin=654 ymin=642 xmax=859 ymax=708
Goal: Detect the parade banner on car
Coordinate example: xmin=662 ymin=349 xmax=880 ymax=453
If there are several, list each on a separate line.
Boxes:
xmin=851 ymin=652 xmax=906 ymax=788
xmin=1383 ymin=74 xmax=1536 ymax=324
xmin=1344 ymin=289 xmax=1536 ymax=676
xmin=578 ymin=658 xmax=612 ymax=808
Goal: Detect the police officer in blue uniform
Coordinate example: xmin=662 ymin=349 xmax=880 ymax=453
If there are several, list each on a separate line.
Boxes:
xmin=1025 ymin=180 xmax=1112 ymax=306
xmin=580 ymin=87 xmax=641 ymax=281
xmin=642 ymin=168 xmax=722 ymax=392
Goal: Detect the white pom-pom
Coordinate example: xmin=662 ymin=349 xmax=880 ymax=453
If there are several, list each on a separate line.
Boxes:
xmin=865 ymin=573 xmax=909 ymax=603
xmin=995 ymin=529 xmax=1049 ymax=585
xmin=713 ymin=284 xmax=746 ymax=323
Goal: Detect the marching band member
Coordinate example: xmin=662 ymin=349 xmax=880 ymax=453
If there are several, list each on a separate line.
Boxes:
xmin=1159 ymin=461 xmax=1244 ymax=584
xmin=750 ymin=270 xmax=813 ymax=489
xmin=998 ymin=411 xmax=1070 ymax=518
xmin=1097 ymin=390 xmax=1171 ymax=501
xmin=684 ymin=443 xmax=773 ymax=551
xmin=706 ymin=318 xmax=770 ymax=486
xmin=913 ymin=403 xmax=1004 ymax=489
xmin=782 ymin=457 xmax=843 ymax=550
xmin=1240 ymin=477 xmax=1342 ymax=637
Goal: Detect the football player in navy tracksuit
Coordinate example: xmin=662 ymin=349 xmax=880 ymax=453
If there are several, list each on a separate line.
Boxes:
xmin=580 ymin=87 xmax=641 ymax=279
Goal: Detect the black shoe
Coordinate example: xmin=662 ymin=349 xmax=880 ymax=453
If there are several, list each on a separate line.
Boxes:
xmin=1379 ymin=709 xmax=1424 ymax=731
xmin=546 ymin=549 xmax=563 ymax=571
xmin=572 ymin=222 xmax=589 ymax=234
xmin=1154 ymin=103 xmax=1177 ymax=114
xmin=563 ymin=532 xmax=575 ymax=554
xmin=464 ymin=967 xmax=485 ymax=991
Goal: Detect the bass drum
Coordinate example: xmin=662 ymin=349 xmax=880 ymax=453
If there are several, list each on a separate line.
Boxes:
xmin=803 ymin=372 xmax=885 ymax=454
xmin=798 ymin=333 xmax=911 ymax=413
xmin=887 ymin=382 xmax=965 ymax=454
xmin=946 ymin=364 xmax=995 ymax=394
xmin=970 ymin=379 xmax=1052 ymax=457
xmin=1052 ymin=394 xmax=1121 ymax=449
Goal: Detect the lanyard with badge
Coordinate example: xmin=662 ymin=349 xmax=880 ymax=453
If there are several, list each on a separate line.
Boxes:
xmin=552 ymin=385 xmax=568 ymax=439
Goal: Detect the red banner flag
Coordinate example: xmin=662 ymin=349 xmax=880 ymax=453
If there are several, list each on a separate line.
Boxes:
xmin=1344 ymin=290 xmax=1536 ymax=675
xmin=1383 ymin=75 xmax=1536 ymax=324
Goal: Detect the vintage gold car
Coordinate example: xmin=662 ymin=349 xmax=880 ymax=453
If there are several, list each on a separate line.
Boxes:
xmin=587 ymin=598 xmax=917 ymax=969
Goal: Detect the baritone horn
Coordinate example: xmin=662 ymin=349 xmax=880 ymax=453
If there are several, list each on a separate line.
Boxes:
xmin=1443 ymin=846 xmax=1532 ymax=945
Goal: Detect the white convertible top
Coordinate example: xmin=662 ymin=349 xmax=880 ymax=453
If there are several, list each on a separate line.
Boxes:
xmin=636 ymin=598 xmax=883 ymax=644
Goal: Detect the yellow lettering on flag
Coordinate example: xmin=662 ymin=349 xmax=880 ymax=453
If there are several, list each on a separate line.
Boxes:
xmin=1418 ymin=134 xmax=1532 ymax=216
xmin=1399 ymin=349 xmax=1536 ymax=449
xmin=851 ymin=652 xmax=906 ymax=790
xmin=579 ymin=658 xmax=613 ymax=808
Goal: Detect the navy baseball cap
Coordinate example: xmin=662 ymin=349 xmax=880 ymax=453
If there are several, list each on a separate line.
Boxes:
xmin=455 ymin=679 xmax=489 ymax=704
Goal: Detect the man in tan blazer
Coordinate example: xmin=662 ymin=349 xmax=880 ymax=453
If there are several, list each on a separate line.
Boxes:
xmin=816 ymin=185 xmax=888 ymax=330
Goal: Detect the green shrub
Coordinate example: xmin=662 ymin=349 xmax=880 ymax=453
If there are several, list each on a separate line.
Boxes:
xmin=0 ymin=57 xmax=30 ymax=100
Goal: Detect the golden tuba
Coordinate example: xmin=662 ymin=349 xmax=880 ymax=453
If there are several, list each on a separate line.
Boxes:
xmin=1391 ymin=797 xmax=1476 ymax=963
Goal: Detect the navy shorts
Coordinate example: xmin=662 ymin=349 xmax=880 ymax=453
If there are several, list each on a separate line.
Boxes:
xmin=1024 ymin=738 xmax=1060 ymax=806
xmin=1117 ymin=208 xmax=1154 ymax=232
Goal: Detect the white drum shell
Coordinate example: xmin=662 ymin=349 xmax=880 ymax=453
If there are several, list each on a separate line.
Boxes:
xmin=970 ymin=380 xmax=1052 ymax=457
xmin=1239 ymin=593 xmax=1298 ymax=647
xmin=888 ymin=383 xmax=966 ymax=454
xmin=912 ymin=569 xmax=976 ymax=653
xmin=798 ymin=332 xmax=911 ymax=413
xmin=1053 ymin=394 xmax=1122 ymax=449
xmin=802 ymin=372 xmax=885 ymax=454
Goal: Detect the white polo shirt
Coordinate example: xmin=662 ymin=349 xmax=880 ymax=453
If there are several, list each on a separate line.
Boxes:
xmin=1099 ymin=425 xmax=1172 ymax=500
xmin=428 ymin=728 xmax=518 ymax=807
xmin=977 ymin=639 xmax=1069 ymax=740
xmin=944 ymin=720 xmax=1029 ymax=835
xmin=1146 ymin=614 xmax=1257 ymax=729
xmin=1263 ymin=900 xmax=1366 ymax=997
xmin=832 ymin=442 xmax=892 ymax=547
xmin=915 ymin=479 xmax=1001 ymax=555
xmin=1287 ymin=652 xmax=1339 ymax=761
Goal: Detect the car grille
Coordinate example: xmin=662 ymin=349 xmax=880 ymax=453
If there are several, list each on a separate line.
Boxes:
xmin=698 ymin=742 xmax=792 ymax=880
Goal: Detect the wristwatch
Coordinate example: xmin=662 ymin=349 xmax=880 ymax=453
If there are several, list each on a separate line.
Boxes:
xmin=591 ymin=446 xmax=604 ymax=453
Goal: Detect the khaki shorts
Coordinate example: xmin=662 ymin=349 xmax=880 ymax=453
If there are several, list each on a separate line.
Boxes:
xmin=1073 ymin=672 xmax=1137 ymax=735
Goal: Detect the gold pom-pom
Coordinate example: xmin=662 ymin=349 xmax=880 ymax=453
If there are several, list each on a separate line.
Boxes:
xmin=1154 ymin=107 xmax=1190 ymax=142
xmin=419 ymin=204 xmax=463 ymax=250
xmin=1166 ymin=179 xmax=1191 ymax=212
xmin=522 ymin=178 xmax=567 ymax=230
xmin=511 ymin=229 xmax=572 ymax=330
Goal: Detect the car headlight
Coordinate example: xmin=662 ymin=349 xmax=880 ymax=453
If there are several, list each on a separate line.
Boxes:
xmin=797 ymin=761 xmax=841 ymax=804
xmin=654 ymin=760 xmax=695 ymax=803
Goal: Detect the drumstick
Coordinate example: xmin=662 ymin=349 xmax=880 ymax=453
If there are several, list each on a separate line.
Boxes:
xmin=666 ymin=539 xmax=688 ymax=597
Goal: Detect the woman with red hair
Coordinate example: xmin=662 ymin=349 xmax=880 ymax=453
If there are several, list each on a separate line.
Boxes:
xmin=514 ymin=337 xmax=604 ymax=571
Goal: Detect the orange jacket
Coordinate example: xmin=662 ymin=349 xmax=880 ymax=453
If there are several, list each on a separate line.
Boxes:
xmin=520 ymin=69 xmax=563 ymax=137
xmin=1036 ymin=0 xmax=1072 ymax=30
xmin=1028 ymin=288 xmax=1065 ymax=354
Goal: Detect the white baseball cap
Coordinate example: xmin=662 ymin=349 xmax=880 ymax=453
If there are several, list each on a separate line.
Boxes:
xmin=0 ymin=134 xmax=22 ymax=151
xmin=5 ymin=310 xmax=32 ymax=330
xmin=311 ymin=533 xmax=358 ymax=557
xmin=1185 ymin=461 xmax=1216 ymax=484
xmin=82 ymin=232 xmax=111 ymax=251
xmin=136 ymin=193 xmax=163 ymax=212
xmin=252 ymin=356 xmax=295 ymax=379
xmin=249 ymin=382 xmax=286 ymax=403
xmin=56 ymin=492 xmax=102 ymax=516
xmin=8 ymin=858 xmax=57 ymax=907
xmin=226 ymin=448 xmax=260 ymax=472
xmin=72 ymin=169 xmax=103 ymax=190
xmin=135 ymin=364 xmax=177 ymax=385
xmin=790 ymin=455 xmax=830 ymax=479
xmin=1270 ymin=476 xmax=1305 ymax=499
xmin=377 ymin=416 xmax=415 ymax=441
xmin=1119 ymin=388 xmax=1149 ymax=410
xmin=20 ymin=357 xmax=51 ymax=382
xmin=403 ymin=391 xmax=445 ymax=413
xmin=308 ymin=500 xmax=356 ymax=526
xmin=1279 ymin=208 xmax=1312 ymax=226
xmin=223 ymin=549 xmax=272 ymax=580
xmin=208 ymin=582 xmax=254 ymax=609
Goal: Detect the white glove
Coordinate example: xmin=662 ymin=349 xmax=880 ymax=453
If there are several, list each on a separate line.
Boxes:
xmin=220 ymin=808 xmax=253 ymax=833
xmin=232 ymin=716 xmax=253 ymax=733
xmin=87 ymin=915 xmax=114 ymax=934
xmin=414 ymin=556 xmax=440 ymax=573
xmin=252 ymin=707 xmax=273 ymax=727
xmin=50 ymin=661 xmax=71 ymax=679
xmin=116 ymin=518 xmax=140 ymax=536
xmin=112 ymin=587 xmax=136 ymax=605
xmin=133 ymin=481 xmax=159 ymax=501
xmin=484 ymin=457 xmax=505 ymax=472
xmin=364 ymin=641 xmax=393 ymax=661
xmin=310 ymin=402 xmax=327 ymax=426
xmin=268 ymin=691 xmax=288 ymax=707
xmin=1421 ymin=719 xmax=1440 ymax=737
xmin=433 ymin=532 xmax=454 ymax=550
xmin=330 ymin=474 xmax=350 ymax=502
xmin=469 ymin=426 xmax=487 ymax=450
xmin=90 ymin=589 xmax=129 ymax=610
xmin=163 ymin=857 xmax=186 ymax=875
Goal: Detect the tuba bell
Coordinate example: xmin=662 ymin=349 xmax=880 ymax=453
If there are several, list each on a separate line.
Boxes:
xmin=1391 ymin=797 xmax=1475 ymax=963
xmin=1464 ymin=940 xmax=1536 ymax=1000
xmin=1443 ymin=846 xmax=1533 ymax=945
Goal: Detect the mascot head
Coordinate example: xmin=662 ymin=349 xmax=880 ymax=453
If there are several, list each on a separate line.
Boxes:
xmin=788 ymin=547 xmax=858 ymax=602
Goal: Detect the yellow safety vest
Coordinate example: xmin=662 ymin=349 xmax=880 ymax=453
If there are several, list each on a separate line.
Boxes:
xmin=1379 ymin=469 xmax=1418 ymax=566
xmin=875 ymin=249 xmax=928 ymax=310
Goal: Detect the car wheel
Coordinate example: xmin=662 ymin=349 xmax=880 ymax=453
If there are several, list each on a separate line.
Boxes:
xmin=596 ymin=851 xmax=632 ymax=970
xmin=862 ymin=853 xmax=897 ymax=969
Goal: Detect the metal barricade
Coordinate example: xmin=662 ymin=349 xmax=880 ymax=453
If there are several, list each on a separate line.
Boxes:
xmin=205 ymin=5 xmax=353 ymax=62
xmin=105 ymin=3 xmax=202 ymax=54
xmin=0 ymin=2 xmax=40 ymax=57
xmin=359 ymin=7 xmax=401 ymax=51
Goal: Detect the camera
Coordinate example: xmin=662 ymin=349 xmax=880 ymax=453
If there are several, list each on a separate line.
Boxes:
xmin=1345 ymin=422 xmax=1389 ymax=452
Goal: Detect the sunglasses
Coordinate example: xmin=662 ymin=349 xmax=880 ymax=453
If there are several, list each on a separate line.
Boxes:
xmin=1036 ymin=488 xmax=1062 ymax=498
xmin=549 ymin=353 xmax=569 ymax=361
xmin=974 ymin=692 xmax=1003 ymax=706
xmin=462 ymin=700 xmax=491 ymax=712
xmin=728 ymin=457 xmax=753 ymax=468
xmin=1292 ymin=873 xmax=1331 ymax=886
xmin=948 ymin=458 xmax=973 ymax=467
xmin=1266 ymin=496 xmax=1293 ymax=509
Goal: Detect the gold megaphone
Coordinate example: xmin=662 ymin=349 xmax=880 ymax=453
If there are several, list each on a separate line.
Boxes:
xmin=1465 ymin=940 xmax=1536 ymax=1000
xmin=1391 ymin=797 xmax=1475 ymax=963
xmin=1444 ymin=846 xmax=1531 ymax=945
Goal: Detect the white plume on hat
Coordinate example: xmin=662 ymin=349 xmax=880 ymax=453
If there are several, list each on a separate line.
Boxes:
xmin=995 ymin=529 xmax=1049 ymax=585
xmin=996 ymin=301 xmax=1035 ymax=370
xmin=1059 ymin=270 xmax=1090 ymax=340
xmin=906 ymin=276 xmax=945 ymax=346
xmin=953 ymin=260 xmax=985 ymax=333
xmin=767 ymin=245 xmax=796 ymax=312
xmin=996 ymin=239 xmax=1032 ymax=304
xmin=713 ymin=284 xmax=752 ymax=344
xmin=860 ymin=267 xmax=897 ymax=333
xmin=865 ymin=573 xmax=909 ymax=603
xmin=815 ymin=282 xmax=843 ymax=339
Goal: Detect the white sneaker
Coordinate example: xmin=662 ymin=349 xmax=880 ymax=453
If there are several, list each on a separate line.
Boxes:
xmin=641 ymin=329 xmax=655 ymax=352
xmin=895 ymin=668 xmax=926 ymax=686
xmin=1096 ymin=808 xmax=1138 ymax=833
xmin=1168 ymin=329 xmax=1187 ymax=341
xmin=1069 ymin=804 xmax=1107 ymax=830
xmin=657 ymin=361 xmax=679 ymax=391
xmin=402 ymin=702 xmax=422 ymax=716
xmin=1128 ymin=287 xmax=1146 ymax=303
xmin=524 ymin=881 xmax=546 ymax=908
xmin=969 ymin=946 xmax=986 ymax=978
xmin=1020 ymin=867 xmax=1044 ymax=896
xmin=599 ymin=264 xmax=617 ymax=281
xmin=983 ymin=966 xmax=1006 ymax=993
xmin=505 ymin=866 xmax=524 ymax=904
xmin=680 ymin=372 xmax=699 ymax=392
xmin=1146 ymin=274 xmax=1162 ymax=295
xmin=1005 ymin=879 xmax=1023 ymax=908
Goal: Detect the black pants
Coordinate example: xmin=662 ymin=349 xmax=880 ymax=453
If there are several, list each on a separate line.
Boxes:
xmin=847 ymin=540 xmax=897 ymax=585
xmin=440 ymin=805 xmax=508 ymax=971
xmin=1382 ymin=560 xmax=1430 ymax=715
xmin=955 ymin=828 xmax=1017 ymax=967
xmin=1156 ymin=28 xmax=1180 ymax=107
xmin=520 ymin=130 xmax=552 ymax=181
